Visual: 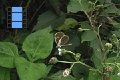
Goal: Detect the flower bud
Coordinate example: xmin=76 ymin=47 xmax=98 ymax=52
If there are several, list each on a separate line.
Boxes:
xmin=74 ymin=53 xmax=81 ymax=61
xmin=49 ymin=57 xmax=58 ymax=64
xmin=105 ymin=43 xmax=113 ymax=49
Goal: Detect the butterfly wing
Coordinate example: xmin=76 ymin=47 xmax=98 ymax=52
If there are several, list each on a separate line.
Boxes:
xmin=55 ymin=32 xmax=65 ymax=44
xmin=58 ymin=35 xmax=69 ymax=46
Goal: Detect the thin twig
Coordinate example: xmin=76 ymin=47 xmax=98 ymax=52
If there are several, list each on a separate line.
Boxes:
xmin=28 ymin=0 xmax=47 ymax=25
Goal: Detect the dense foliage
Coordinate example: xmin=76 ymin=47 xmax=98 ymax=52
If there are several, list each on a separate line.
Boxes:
xmin=0 ymin=0 xmax=120 ymax=80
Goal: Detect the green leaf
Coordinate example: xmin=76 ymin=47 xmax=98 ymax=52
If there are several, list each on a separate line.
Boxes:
xmin=56 ymin=18 xmax=78 ymax=30
xmin=78 ymin=0 xmax=89 ymax=11
xmin=32 ymin=10 xmax=55 ymax=31
xmin=105 ymin=0 xmax=112 ymax=3
xmin=48 ymin=70 xmax=76 ymax=80
xmin=111 ymin=30 xmax=120 ymax=37
xmin=116 ymin=63 xmax=120 ymax=68
xmin=65 ymin=34 xmax=80 ymax=51
xmin=90 ymin=39 xmax=107 ymax=69
xmin=102 ymin=0 xmax=112 ymax=7
xmin=111 ymin=75 xmax=120 ymax=80
xmin=32 ymin=10 xmax=66 ymax=31
xmin=0 ymin=42 xmax=19 ymax=68
xmin=22 ymin=27 xmax=53 ymax=60
xmin=117 ymin=9 xmax=120 ymax=15
xmin=81 ymin=22 xmax=91 ymax=29
xmin=0 ymin=66 xmax=10 ymax=80
xmin=99 ymin=0 xmax=105 ymax=4
xmin=106 ymin=57 xmax=115 ymax=63
xmin=111 ymin=20 xmax=120 ymax=26
xmin=105 ymin=4 xmax=118 ymax=13
xmin=112 ymin=66 xmax=119 ymax=75
xmin=90 ymin=39 xmax=103 ymax=60
xmin=42 ymin=65 xmax=53 ymax=78
xmin=80 ymin=78 xmax=84 ymax=80
xmin=81 ymin=31 xmax=96 ymax=43
xmin=67 ymin=0 xmax=81 ymax=13
xmin=91 ymin=54 xmax=102 ymax=69
xmin=88 ymin=70 xmax=102 ymax=80
xmin=15 ymin=57 xmax=47 ymax=80
xmin=67 ymin=0 xmax=89 ymax=13
xmin=72 ymin=64 xmax=89 ymax=80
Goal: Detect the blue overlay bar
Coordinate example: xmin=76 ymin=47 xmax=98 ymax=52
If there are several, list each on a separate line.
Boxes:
xmin=12 ymin=7 xmax=22 ymax=12
xmin=12 ymin=13 xmax=22 ymax=21
xmin=12 ymin=22 xmax=22 ymax=28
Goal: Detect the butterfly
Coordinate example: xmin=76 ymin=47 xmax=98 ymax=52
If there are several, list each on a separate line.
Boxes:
xmin=55 ymin=32 xmax=72 ymax=48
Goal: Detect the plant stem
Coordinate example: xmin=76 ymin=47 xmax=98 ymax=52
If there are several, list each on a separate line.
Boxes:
xmin=84 ymin=11 xmax=109 ymax=80
xmin=58 ymin=61 xmax=93 ymax=69
xmin=111 ymin=49 xmax=120 ymax=73
xmin=66 ymin=51 xmax=76 ymax=55
xmin=70 ymin=63 xmax=75 ymax=70
xmin=84 ymin=11 xmax=104 ymax=54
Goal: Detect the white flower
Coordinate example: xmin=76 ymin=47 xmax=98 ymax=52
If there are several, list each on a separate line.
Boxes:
xmin=117 ymin=72 xmax=120 ymax=76
xmin=63 ymin=69 xmax=70 ymax=77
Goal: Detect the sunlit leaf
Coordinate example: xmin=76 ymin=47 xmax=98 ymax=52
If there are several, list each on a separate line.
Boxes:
xmin=56 ymin=18 xmax=78 ymax=30
xmin=15 ymin=57 xmax=47 ymax=80
xmin=0 ymin=42 xmax=19 ymax=68
xmin=42 ymin=65 xmax=53 ymax=78
xmin=23 ymin=27 xmax=53 ymax=61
